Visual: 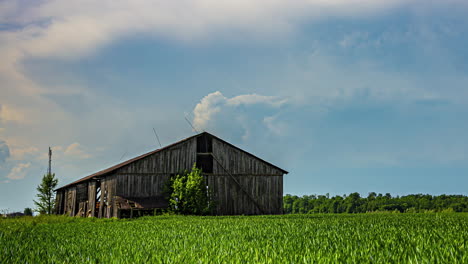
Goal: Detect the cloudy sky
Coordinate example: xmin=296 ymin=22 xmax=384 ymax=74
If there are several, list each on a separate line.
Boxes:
xmin=1 ymin=0 xmax=468 ymax=212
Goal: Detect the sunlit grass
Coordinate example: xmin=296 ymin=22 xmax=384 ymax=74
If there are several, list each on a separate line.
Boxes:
xmin=1 ymin=214 xmax=467 ymax=263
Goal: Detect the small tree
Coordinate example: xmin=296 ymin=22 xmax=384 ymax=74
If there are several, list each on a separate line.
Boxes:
xmin=24 ymin=208 xmax=33 ymax=216
xmin=169 ymin=163 xmax=212 ymax=215
xmin=34 ymin=173 xmax=58 ymax=215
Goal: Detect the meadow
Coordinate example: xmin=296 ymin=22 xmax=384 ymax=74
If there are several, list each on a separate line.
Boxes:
xmin=1 ymin=213 xmax=467 ymax=263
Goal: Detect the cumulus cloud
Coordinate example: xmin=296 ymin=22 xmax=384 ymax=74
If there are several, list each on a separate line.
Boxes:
xmin=0 ymin=104 xmax=28 ymax=124
xmin=192 ymin=91 xmax=226 ymax=131
xmin=6 ymin=162 xmax=30 ymax=180
xmin=64 ymin=143 xmax=91 ymax=159
xmin=9 ymin=146 xmax=39 ymax=160
xmin=193 ymin=91 xmax=287 ymax=131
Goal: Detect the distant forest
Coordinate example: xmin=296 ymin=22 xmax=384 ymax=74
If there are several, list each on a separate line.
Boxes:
xmin=283 ymin=193 xmax=468 ymax=213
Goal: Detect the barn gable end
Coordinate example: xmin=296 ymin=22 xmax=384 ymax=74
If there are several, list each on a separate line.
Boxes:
xmin=55 ymin=132 xmax=287 ymax=217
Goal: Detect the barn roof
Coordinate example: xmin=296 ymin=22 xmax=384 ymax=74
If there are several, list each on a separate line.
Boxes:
xmin=55 ymin=132 xmax=288 ymax=191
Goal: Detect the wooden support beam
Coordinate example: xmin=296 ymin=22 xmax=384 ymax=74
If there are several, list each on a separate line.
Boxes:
xmin=211 ymin=154 xmax=266 ymax=214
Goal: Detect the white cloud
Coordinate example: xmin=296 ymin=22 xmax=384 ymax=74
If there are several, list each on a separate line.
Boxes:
xmin=6 ymin=162 xmax=31 ymax=180
xmin=192 ymin=91 xmax=226 ymax=131
xmin=0 ymin=105 xmax=29 ymax=124
xmin=1 ymin=0 xmax=418 ymax=62
xmin=64 ymin=143 xmax=91 ymax=159
xmin=263 ymin=115 xmax=288 ymax=136
xmin=193 ymin=91 xmax=287 ymax=131
xmin=9 ymin=146 xmax=39 ymax=160
xmin=227 ymin=94 xmax=287 ymax=107
xmin=0 ymin=0 xmax=464 ymax=152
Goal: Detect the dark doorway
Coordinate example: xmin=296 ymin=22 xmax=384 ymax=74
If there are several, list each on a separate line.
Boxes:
xmin=197 ymin=134 xmax=212 ymax=153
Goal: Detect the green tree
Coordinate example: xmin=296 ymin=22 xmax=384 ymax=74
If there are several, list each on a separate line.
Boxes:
xmin=283 ymin=194 xmax=295 ymax=214
xmin=34 ymin=173 xmax=58 ymax=215
xmin=23 ymin=207 xmax=33 ymax=216
xmin=345 ymin=192 xmax=362 ymax=213
xmin=170 ymin=164 xmax=212 ymax=215
xmin=282 ymin=192 xmax=468 ymax=214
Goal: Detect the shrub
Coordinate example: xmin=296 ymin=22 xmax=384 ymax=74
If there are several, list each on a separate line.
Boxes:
xmin=169 ymin=163 xmax=213 ymax=215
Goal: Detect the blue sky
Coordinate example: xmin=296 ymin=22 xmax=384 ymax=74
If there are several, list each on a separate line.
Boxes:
xmin=1 ymin=0 xmax=468 ymax=212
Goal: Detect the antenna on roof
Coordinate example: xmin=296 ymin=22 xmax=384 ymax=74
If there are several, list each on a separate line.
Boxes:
xmin=119 ymin=150 xmax=127 ymax=162
xmin=152 ymin=128 xmax=162 ymax=148
xmin=184 ymin=115 xmax=199 ymax=133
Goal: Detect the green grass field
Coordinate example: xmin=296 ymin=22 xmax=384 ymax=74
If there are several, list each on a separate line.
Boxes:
xmin=1 ymin=213 xmax=467 ymax=263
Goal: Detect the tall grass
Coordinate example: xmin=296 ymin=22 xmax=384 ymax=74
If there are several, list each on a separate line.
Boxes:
xmin=1 ymin=214 xmax=467 ymax=263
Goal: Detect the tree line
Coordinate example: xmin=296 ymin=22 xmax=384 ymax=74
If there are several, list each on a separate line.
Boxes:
xmin=283 ymin=193 xmax=468 ymax=214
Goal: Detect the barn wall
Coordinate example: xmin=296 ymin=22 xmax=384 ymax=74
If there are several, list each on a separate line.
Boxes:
xmin=206 ymin=175 xmax=283 ymax=215
xmin=118 ymin=138 xmax=196 ymax=175
xmin=115 ymin=174 xmax=170 ymax=198
xmin=73 ymin=183 xmax=88 ymax=216
xmin=114 ymin=138 xmax=196 ymax=200
xmin=209 ymin=136 xmax=284 ymax=215
xmin=64 ymin=187 xmax=76 ymax=216
xmin=212 ymin=138 xmax=284 ymax=175
xmin=99 ymin=176 xmax=117 ymax=218
xmin=87 ymin=182 xmax=96 ymax=217
xmin=62 ymin=189 xmax=68 ymax=215
xmin=55 ymin=190 xmax=64 ymax=215
xmin=76 ymin=183 xmax=88 ymax=203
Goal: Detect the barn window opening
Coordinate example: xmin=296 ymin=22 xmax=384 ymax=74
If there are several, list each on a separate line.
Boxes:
xmin=197 ymin=134 xmax=212 ymax=153
xmin=196 ymin=154 xmax=213 ymax=173
xmin=196 ymin=134 xmax=213 ymax=173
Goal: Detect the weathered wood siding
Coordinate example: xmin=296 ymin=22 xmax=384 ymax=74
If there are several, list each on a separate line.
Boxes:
xmin=55 ymin=190 xmax=64 ymax=215
xmin=63 ymin=187 xmax=76 ymax=216
xmin=206 ymin=175 xmax=283 ymax=215
xmin=209 ymin=137 xmax=284 ymax=215
xmin=117 ymin=138 xmax=196 ymax=175
xmin=99 ymin=176 xmax=117 ymax=218
xmin=113 ymin=138 xmax=196 ymax=200
xmin=76 ymin=183 xmax=88 ymax=204
xmin=87 ymin=182 xmax=96 ymax=217
xmin=212 ymin=138 xmax=284 ymax=176
xmin=115 ymin=174 xmax=170 ymax=198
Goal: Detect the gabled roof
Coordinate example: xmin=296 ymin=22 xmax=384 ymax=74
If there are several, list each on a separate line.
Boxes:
xmin=55 ymin=132 xmax=288 ymax=191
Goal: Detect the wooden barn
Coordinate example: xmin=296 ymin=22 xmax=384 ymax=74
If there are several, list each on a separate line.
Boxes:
xmin=54 ymin=132 xmax=288 ymax=218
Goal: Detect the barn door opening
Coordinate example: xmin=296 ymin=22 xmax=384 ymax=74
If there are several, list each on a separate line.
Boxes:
xmin=196 ymin=134 xmax=213 ymax=173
